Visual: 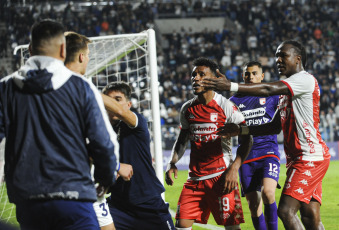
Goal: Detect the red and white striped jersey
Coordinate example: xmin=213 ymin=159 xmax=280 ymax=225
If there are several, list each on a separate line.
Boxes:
xmin=279 ymin=71 xmax=330 ymax=166
xmin=180 ymin=92 xmax=245 ymax=179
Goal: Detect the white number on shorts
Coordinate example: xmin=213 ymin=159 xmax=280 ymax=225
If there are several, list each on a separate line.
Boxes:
xmin=269 ymin=163 xmax=278 ymax=174
xmin=99 ymin=203 xmax=108 ymax=217
xmin=218 ymin=197 xmax=230 ymax=212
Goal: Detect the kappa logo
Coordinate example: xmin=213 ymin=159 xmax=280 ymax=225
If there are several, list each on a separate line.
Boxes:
xmin=188 ymin=113 xmax=195 ymax=119
xmin=306 ymin=162 xmax=315 ymax=167
xmin=235 ymin=204 xmax=241 ymax=209
xmin=222 ymin=213 xmax=230 ymax=219
xmin=299 ymin=179 xmax=309 ymax=186
xmin=303 ymin=170 xmax=312 ymax=177
xmin=236 ymin=214 xmax=242 ymax=219
xmin=295 ymin=188 xmax=304 ymax=194
xmin=238 ymin=104 xmax=246 ymax=109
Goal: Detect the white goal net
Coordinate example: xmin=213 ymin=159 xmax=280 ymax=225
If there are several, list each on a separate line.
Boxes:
xmin=1 ymin=29 xmax=163 ymax=225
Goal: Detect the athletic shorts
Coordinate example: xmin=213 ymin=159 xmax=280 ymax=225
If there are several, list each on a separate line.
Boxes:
xmin=282 ymin=158 xmax=330 ymax=204
xmin=107 ymin=195 xmax=174 ymax=230
xmin=175 ymin=173 xmax=244 ymax=226
xmin=16 ymin=200 xmax=100 ymax=230
xmin=239 ymin=157 xmax=280 ymax=196
xmin=93 ymin=196 xmax=113 ymax=227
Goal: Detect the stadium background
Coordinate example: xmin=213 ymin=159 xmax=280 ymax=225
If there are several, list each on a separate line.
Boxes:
xmin=0 ymin=1 xmax=338 ymax=164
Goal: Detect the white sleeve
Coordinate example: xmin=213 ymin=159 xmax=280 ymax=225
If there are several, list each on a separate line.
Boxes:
xmin=281 ymin=71 xmax=315 ymax=97
xmin=215 ymin=94 xmax=245 ymax=125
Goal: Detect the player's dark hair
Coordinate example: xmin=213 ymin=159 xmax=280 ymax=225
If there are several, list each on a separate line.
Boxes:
xmin=102 ymin=82 xmax=132 ymax=100
xmin=64 ymin=31 xmax=91 ymax=65
xmin=30 ymin=19 xmax=65 ymax=55
xmin=192 ymin=57 xmax=219 ymax=77
xmin=282 ymin=40 xmax=307 ymax=69
xmin=243 ymin=61 xmax=262 ymax=70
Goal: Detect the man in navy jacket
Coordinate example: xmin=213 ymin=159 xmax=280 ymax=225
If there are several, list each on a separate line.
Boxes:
xmin=0 ymin=19 xmax=120 ymax=230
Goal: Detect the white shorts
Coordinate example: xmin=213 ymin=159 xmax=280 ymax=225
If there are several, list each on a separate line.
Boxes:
xmin=93 ymin=196 xmax=113 ymax=227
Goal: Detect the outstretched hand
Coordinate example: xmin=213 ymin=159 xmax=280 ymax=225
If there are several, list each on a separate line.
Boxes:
xmin=217 ymin=123 xmax=241 ymax=138
xmin=201 ymin=69 xmax=231 ymax=91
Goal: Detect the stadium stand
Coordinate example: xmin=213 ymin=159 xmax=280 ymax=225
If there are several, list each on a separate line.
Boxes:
xmin=0 ymin=0 xmax=338 ymax=149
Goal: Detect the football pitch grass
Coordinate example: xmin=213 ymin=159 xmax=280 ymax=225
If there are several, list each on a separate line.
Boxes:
xmin=0 ymin=161 xmax=338 ymax=229
xmin=164 ymin=160 xmax=339 ymax=230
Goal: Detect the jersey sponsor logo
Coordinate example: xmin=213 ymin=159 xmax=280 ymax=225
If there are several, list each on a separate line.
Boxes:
xmin=238 ymin=104 xmax=246 ymax=108
xmin=299 ymin=179 xmax=308 ymax=186
xmin=246 ymin=118 xmax=263 ymax=126
xmin=241 ymin=107 xmax=266 ymax=119
xmin=259 ymin=98 xmax=266 ymax=105
xmin=190 ymin=123 xmax=217 ymax=134
xmin=210 ymin=113 xmax=218 ymax=122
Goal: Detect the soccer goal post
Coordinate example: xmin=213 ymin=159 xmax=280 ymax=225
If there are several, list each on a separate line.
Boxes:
xmin=1 ymin=29 xmax=164 ymax=224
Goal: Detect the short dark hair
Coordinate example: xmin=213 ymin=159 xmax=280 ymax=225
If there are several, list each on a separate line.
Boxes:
xmin=281 ymin=40 xmax=307 ymax=69
xmin=102 ymin=82 xmax=132 ymax=100
xmin=192 ymin=57 xmax=219 ymax=76
xmin=243 ymin=61 xmax=262 ymax=70
xmin=64 ymin=31 xmax=91 ymax=65
xmin=30 ymin=19 xmax=65 ymax=55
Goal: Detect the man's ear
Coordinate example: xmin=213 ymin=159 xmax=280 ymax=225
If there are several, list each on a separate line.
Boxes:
xmin=79 ymin=53 xmax=84 ymax=63
xmin=60 ymin=43 xmax=66 ymax=59
xmin=28 ymin=43 xmax=33 ymax=56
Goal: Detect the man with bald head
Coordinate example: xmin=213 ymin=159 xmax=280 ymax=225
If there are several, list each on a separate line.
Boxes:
xmin=0 ymin=19 xmax=120 ymax=229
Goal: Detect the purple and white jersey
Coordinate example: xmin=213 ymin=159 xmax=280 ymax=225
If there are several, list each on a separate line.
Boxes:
xmin=230 ymin=94 xmax=280 ymax=163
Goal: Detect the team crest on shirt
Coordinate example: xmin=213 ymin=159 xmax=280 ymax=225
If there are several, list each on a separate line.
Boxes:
xmin=259 ymin=98 xmax=266 ymax=105
xmin=210 ymin=113 xmax=218 ymax=122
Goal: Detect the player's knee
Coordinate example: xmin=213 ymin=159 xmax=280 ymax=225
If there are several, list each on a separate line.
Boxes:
xmin=300 ymin=210 xmax=320 ymax=228
xmin=262 ymin=189 xmax=275 ymax=204
xmin=277 ymin=204 xmax=291 ymax=220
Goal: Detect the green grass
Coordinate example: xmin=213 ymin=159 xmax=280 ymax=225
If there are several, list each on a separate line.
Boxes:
xmin=164 ymin=160 xmax=339 ymax=230
xmin=1 ymin=161 xmax=338 ymax=229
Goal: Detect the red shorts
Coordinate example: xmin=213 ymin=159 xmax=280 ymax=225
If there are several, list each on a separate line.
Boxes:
xmin=175 ymin=174 xmax=244 ymax=226
xmin=282 ymin=158 xmax=330 ymax=204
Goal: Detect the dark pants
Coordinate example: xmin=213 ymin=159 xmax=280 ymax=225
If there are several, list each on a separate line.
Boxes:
xmin=16 ymin=200 xmax=100 ymax=230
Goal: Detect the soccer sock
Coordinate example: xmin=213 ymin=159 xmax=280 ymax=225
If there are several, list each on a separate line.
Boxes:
xmin=251 ymin=213 xmax=267 ymax=230
xmin=264 ymin=202 xmax=278 ymax=230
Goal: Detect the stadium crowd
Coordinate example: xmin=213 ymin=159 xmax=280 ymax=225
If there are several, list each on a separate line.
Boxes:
xmin=0 ymin=0 xmax=338 ymax=149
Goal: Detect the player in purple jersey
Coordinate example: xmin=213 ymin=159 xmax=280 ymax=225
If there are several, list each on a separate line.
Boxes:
xmin=230 ymin=61 xmax=280 ymax=230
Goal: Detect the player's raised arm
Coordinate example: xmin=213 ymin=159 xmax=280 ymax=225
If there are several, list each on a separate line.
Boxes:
xmin=165 ymin=128 xmax=190 ymax=186
xmin=201 ymin=69 xmax=290 ymax=97
xmin=101 ymin=92 xmax=136 ymax=127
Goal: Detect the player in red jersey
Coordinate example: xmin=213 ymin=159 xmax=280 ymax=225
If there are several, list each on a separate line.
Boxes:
xmin=165 ymin=57 xmax=253 ymax=230
xmin=201 ymin=40 xmax=330 ymax=230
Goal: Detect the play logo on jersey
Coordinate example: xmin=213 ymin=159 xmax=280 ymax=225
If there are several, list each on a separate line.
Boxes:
xmin=259 ymin=98 xmax=266 ymax=105
xmin=210 ymin=113 xmax=218 ymax=122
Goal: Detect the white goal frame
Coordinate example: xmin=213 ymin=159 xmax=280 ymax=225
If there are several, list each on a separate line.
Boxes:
xmin=1 ymin=29 xmax=164 ymax=224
